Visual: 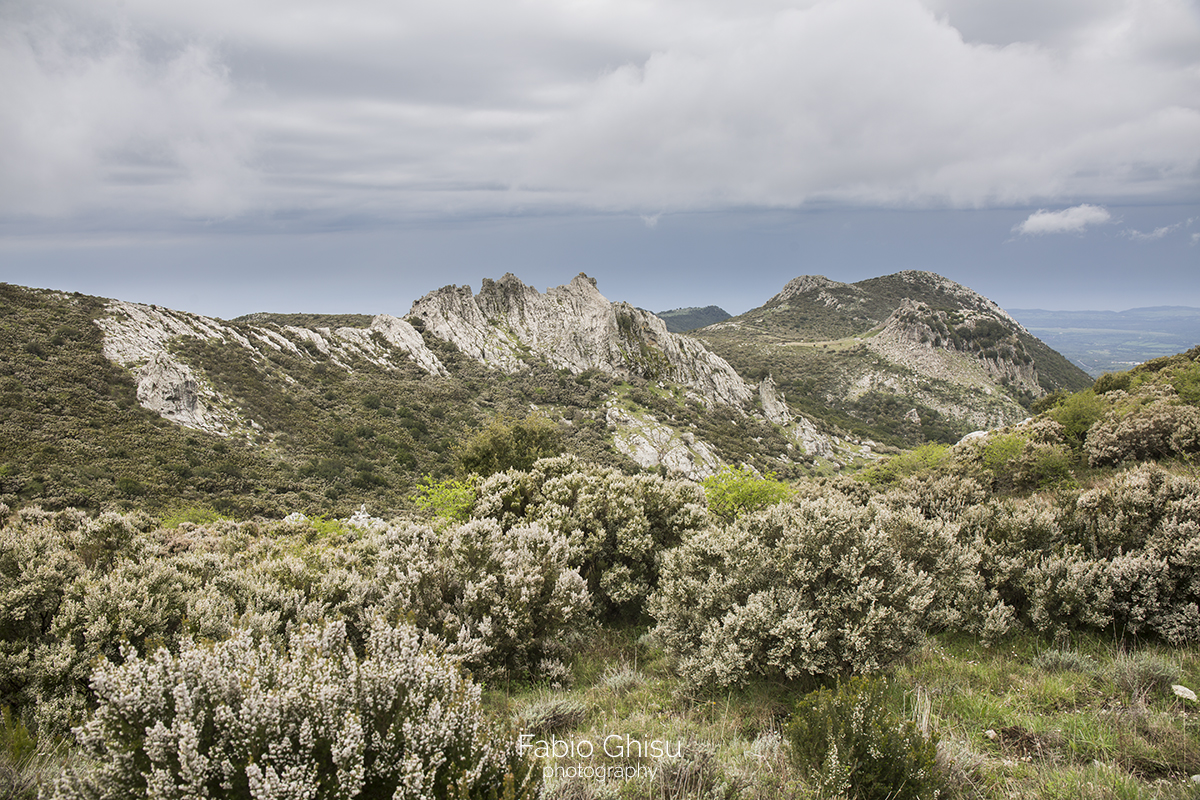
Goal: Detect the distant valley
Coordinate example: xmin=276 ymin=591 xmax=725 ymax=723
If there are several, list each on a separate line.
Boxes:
xmin=1008 ymin=306 xmax=1200 ymax=377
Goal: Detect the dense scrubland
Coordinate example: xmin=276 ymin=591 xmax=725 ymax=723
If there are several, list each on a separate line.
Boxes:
xmin=3 ymin=342 xmax=1200 ymax=798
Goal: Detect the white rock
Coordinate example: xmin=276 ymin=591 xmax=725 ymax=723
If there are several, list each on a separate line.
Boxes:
xmin=1172 ymin=684 xmax=1197 ymax=702
xmin=410 ymin=273 xmax=753 ymax=407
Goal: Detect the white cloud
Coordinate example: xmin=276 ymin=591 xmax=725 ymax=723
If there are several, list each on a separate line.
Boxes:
xmin=1124 ymin=222 xmax=1183 ymax=240
xmin=1014 ymin=205 xmax=1113 ymax=235
xmin=2 ymin=0 xmax=1199 ymax=221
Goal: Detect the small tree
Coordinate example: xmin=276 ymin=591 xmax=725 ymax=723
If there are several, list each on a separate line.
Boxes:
xmin=457 ymin=413 xmax=562 ymax=477
xmin=701 ymin=464 xmax=791 ymax=522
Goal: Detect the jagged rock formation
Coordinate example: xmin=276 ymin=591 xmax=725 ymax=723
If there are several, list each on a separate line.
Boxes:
xmin=409 ymin=273 xmax=753 ymax=407
xmin=97 ymin=300 xmax=445 ymax=434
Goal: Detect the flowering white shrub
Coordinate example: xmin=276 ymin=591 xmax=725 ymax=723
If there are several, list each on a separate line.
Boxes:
xmin=650 ymin=496 xmax=933 ymax=687
xmin=1086 ymin=398 xmax=1200 ymax=466
xmin=49 ymin=616 xmax=540 ymax=800
xmin=373 ymin=520 xmax=591 ymax=682
xmin=475 ymin=456 xmax=705 ymax=618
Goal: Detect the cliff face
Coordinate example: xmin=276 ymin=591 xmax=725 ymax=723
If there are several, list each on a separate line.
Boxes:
xmin=409 ymin=273 xmax=753 ymax=408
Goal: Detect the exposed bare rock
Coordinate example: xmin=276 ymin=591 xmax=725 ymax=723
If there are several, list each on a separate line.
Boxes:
xmin=758 ymin=375 xmax=792 ymax=425
xmin=96 ymin=300 xmax=446 ymax=433
xmin=606 ymin=405 xmax=721 ymax=479
xmin=410 ymin=273 xmax=752 ymax=407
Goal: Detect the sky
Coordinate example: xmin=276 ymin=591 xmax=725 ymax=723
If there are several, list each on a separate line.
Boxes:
xmin=1 ymin=0 xmax=1198 ymax=319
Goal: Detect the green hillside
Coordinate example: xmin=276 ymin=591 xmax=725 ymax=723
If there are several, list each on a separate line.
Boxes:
xmin=698 ymin=272 xmax=1093 ymax=449
xmin=654 ymin=305 xmax=731 ymax=333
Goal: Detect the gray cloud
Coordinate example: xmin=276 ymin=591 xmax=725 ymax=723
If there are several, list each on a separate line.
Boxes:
xmin=2 ymin=0 xmax=1198 ymax=223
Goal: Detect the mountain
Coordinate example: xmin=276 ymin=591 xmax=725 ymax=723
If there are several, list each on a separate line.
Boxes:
xmin=1008 ymin=306 xmax=1200 ymax=378
xmin=695 ymin=271 xmax=1093 ymax=448
xmin=655 ymin=306 xmax=731 ymax=333
xmin=0 ymin=270 xmax=1088 ymax=516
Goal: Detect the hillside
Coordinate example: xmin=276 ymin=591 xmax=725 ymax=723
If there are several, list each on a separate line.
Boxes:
xmin=0 ymin=271 xmax=1093 ymax=516
xmin=697 ymin=271 xmax=1093 ymax=448
xmin=654 ymin=305 xmax=731 ymax=333
xmin=1009 ymin=306 xmax=1200 ymax=377
xmin=0 ymin=277 xmax=858 ymax=517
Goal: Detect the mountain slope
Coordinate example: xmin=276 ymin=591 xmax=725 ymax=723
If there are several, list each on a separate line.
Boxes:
xmin=655 ymin=306 xmax=731 ymax=333
xmin=697 ymin=271 xmax=1093 ymax=447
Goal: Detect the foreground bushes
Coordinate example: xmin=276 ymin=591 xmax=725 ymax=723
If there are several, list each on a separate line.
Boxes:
xmin=651 ymin=496 xmax=933 ymax=687
xmin=788 ymin=677 xmax=941 ymax=800
xmin=50 ymin=617 xmax=539 ymax=800
xmin=474 ymin=456 xmax=705 ymax=619
xmin=1 ymin=510 xmax=590 ymax=738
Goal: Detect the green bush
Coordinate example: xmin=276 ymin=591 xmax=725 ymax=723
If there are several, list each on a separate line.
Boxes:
xmin=49 ymin=617 xmax=540 ymax=800
xmin=414 ymin=473 xmax=477 ymax=523
xmin=700 ymin=464 xmax=791 ymax=522
xmin=650 ymin=496 xmax=933 ymax=687
xmin=457 ymin=413 xmax=563 ymax=477
xmin=788 ymin=676 xmax=941 ymax=800
xmin=475 ymin=456 xmax=705 ymax=619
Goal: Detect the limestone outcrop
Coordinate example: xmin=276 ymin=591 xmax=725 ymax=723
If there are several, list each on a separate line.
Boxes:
xmin=97 ymin=300 xmax=446 ymax=434
xmin=409 ymin=273 xmax=753 ymax=408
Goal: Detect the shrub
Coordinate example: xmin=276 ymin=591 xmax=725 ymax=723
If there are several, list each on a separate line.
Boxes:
xmin=414 ymin=473 xmax=477 ymax=523
xmin=49 ymin=617 xmax=540 ymax=800
xmin=376 ymin=519 xmax=592 ymax=682
xmin=788 ymin=676 xmax=941 ymax=800
xmin=475 ymin=456 xmax=705 ymax=619
xmin=457 ymin=413 xmax=563 ymax=477
xmin=701 ymin=464 xmax=792 ymax=522
xmin=1085 ymin=399 xmax=1200 ymax=466
xmin=1048 ymin=389 xmax=1104 ymax=448
xmin=650 ymin=497 xmax=933 ymax=687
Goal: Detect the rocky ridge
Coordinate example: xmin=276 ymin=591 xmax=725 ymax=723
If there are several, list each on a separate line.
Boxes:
xmin=409 ymin=273 xmax=753 ymax=408
xmin=97 ymin=301 xmax=445 ymax=435
xmin=697 ymin=270 xmax=1093 ymax=446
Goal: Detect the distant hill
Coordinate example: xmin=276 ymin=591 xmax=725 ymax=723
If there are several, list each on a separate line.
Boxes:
xmin=697 ymin=271 xmax=1092 ymax=448
xmin=1008 ymin=307 xmax=1200 ymax=377
xmin=655 ymin=306 xmax=731 ymax=333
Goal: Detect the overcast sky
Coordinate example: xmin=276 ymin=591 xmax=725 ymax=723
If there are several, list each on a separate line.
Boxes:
xmin=1 ymin=0 xmax=1198 ymax=318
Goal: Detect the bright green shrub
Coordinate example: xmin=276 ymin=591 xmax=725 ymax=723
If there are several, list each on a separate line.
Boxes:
xmin=49 ymin=617 xmax=540 ymax=800
xmin=788 ymin=676 xmax=941 ymax=800
xmin=1049 ymin=388 xmax=1104 ymax=448
xmin=414 ymin=473 xmax=477 ymax=523
xmin=650 ymin=497 xmax=933 ymax=687
xmin=475 ymin=456 xmax=705 ymax=619
xmin=861 ymin=443 xmax=951 ymax=486
xmin=700 ymin=464 xmax=792 ymax=522
xmin=953 ymin=422 xmax=1073 ymax=492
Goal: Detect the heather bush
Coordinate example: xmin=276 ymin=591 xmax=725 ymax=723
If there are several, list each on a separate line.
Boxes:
xmin=1085 ymin=397 xmax=1200 ymax=466
xmin=49 ymin=616 xmax=540 ymax=800
xmin=650 ymin=496 xmax=933 ymax=687
xmin=787 ymin=676 xmax=941 ymax=800
xmin=475 ymin=456 xmax=705 ymax=619
xmin=1064 ymin=465 xmax=1200 ymax=642
xmin=374 ymin=519 xmax=592 ymax=682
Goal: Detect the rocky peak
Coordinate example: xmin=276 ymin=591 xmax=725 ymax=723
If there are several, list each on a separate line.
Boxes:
xmin=409 ymin=273 xmax=753 ymax=407
xmin=769 ymin=275 xmax=855 ymax=305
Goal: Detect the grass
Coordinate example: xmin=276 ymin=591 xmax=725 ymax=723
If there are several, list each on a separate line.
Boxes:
xmin=486 ymin=628 xmax=1200 ymax=799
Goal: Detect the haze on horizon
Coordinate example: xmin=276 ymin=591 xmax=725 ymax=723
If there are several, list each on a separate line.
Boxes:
xmin=1 ymin=0 xmax=1197 ymax=319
